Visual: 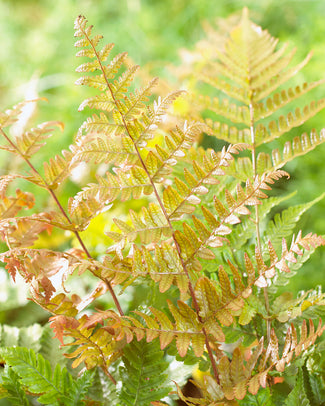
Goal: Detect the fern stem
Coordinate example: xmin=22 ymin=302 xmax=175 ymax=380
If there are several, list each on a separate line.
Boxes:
xmin=248 ymin=104 xmax=271 ymax=342
xmin=101 ymin=365 xmax=117 ymax=385
xmin=90 ymin=51 xmax=220 ymax=383
xmin=0 ymin=127 xmax=124 ymax=317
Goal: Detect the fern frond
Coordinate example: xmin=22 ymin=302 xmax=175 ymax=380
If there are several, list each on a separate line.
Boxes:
xmin=68 ymin=195 xmax=112 ymax=231
xmin=112 ymin=309 xmax=197 ymax=357
xmin=0 ymin=213 xmax=52 ymax=248
xmin=73 ymin=169 xmax=153 ymax=212
xmin=88 ymin=367 xmax=119 ymax=405
xmin=0 ymin=121 xmax=63 ymax=158
xmin=0 ymin=188 xmax=34 ymax=219
xmin=146 ymin=121 xmax=206 ymax=183
xmin=272 ymin=288 xmax=325 ymax=323
xmin=164 ymin=144 xmax=248 ymax=221
xmin=58 ymin=314 xmax=122 ymax=371
xmin=72 ymin=135 xmax=138 ymax=166
xmin=172 ymin=170 xmax=288 ymax=271
xmin=117 ymin=77 xmax=159 ymax=119
xmin=0 ymin=247 xmax=93 ymax=300
xmin=0 ymin=347 xmax=95 ymax=405
xmin=0 ymin=366 xmax=30 ymax=405
xmin=39 ymin=324 xmax=68 ymax=369
xmin=190 ymin=8 xmax=325 ymax=156
xmin=107 ymin=203 xmax=169 ymax=245
xmin=194 ymin=94 xmax=250 ymax=125
xmin=42 ymin=147 xmax=77 ymax=189
xmin=256 ymin=99 xmax=325 ymax=146
xmin=253 ymin=80 xmax=325 ymax=121
xmin=78 ymin=111 xmax=124 ymax=136
xmin=109 ymin=298 xmax=227 ymax=359
xmin=0 ymin=175 xmax=25 ymax=198
xmin=284 ymin=369 xmax=310 ymax=406
xmin=0 ymin=99 xmax=45 ymax=129
xmin=206 ymin=119 xmax=251 ymax=144
xmin=119 ymin=339 xmax=172 ymax=406
xmin=258 ymin=232 xmax=325 ymax=285
xmin=257 ymin=128 xmax=325 ymax=172
xmin=195 ymin=275 xmax=251 ymax=329
xmin=228 ymin=192 xmax=296 ymax=251
xmin=263 ymin=193 xmax=325 ymax=253
xmin=182 ymin=319 xmax=324 ymax=402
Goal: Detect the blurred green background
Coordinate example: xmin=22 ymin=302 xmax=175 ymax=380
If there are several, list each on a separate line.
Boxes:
xmin=0 ymin=0 xmax=324 ymax=323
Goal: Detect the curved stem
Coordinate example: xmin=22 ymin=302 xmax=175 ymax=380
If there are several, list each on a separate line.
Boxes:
xmin=91 ymin=55 xmax=219 ymax=383
xmin=0 ymin=127 xmax=124 ymax=317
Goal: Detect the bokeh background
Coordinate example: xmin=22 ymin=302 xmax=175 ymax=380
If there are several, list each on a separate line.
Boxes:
xmin=0 ymin=0 xmax=324 ymax=325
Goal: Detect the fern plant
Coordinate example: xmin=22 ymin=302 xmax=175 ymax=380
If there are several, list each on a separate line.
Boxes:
xmin=0 ymin=9 xmax=325 ymax=405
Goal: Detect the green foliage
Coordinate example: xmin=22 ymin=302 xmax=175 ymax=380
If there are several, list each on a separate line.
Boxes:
xmin=0 ymin=366 xmax=29 ymax=406
xmin=0 ymin=8 xmax=325 ymax=405
xmin=0 ymin=347 xmax=94 ymax=405
xmin=284 ymin=369 xmax=310 ymax=406
xmin=119 ymin=340 xmax=172 ymax=405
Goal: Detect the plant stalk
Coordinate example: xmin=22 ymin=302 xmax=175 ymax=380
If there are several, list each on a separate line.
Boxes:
xmin=0 ymin=127 xmax=124 ymax=317
xmin=89 ymin=44 xmax=221 ymax=382
xmin=248 ymin=103 xmax=271 ymax=342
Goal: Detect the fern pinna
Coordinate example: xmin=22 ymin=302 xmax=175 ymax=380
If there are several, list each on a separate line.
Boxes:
xmin=0 ymin=9 xmax=325 ymax=405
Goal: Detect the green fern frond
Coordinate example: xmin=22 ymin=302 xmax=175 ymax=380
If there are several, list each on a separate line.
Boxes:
xmin=284 ymin=369 xmax=311 ymax=406
xmin=0 ymin=347 xmax=95 ymax=405
xmin=0 ymin=324 xmax=42 ymax=352
xmin=228 ymin=192 xmax=297 ymax=251
xmin=0 ymin=366 xmax=30 ymax=405
xmin=88 ymin=367 xmax=119 ymax=405
xmin=264 ymin=193 xmax=325 ymax=253
xmin=39 ymin=324 xmax=68 ymax=369
xmin=119 ymin=339 xmax=172 ymax=406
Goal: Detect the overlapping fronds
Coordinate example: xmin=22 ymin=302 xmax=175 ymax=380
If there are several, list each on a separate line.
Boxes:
xmin=50 ymin=314 xmax=122 ymax=373
xmin=0 ymin=247 xmax=94 ymax=300
xmin=0 ymin=121 xmax=64 ymax=158
xmin=0 ymin=99 xmax=63 ymax=160
xmin=250 ymin=232 xmax=324 ymax=288
xmin=0 ymin=11 xmax=324 ymax=406
xmin=0 ymin=188 xmax=34 ymax=219
xmin=0 ymin=347 xmax=94 ymax=405
xmin=0 ymin=99 xmax=46 ymax=129
xmin=119 ymin=340 xmax=172 ymax=406
xmin=257 ymin=128 xmax=325 ymax=173
xmin=176 ymin=319 xmax=325 ymax=404
xmin=263 ymin=193 xmax=325 ymax=251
